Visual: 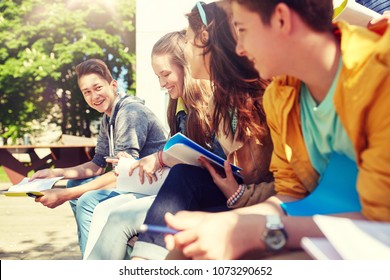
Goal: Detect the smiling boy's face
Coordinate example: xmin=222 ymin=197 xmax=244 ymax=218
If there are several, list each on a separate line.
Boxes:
xmin=232 ymin=2 xmax=284 ymax=80
xmin=78 ymin=73 xmax=118 ymax=117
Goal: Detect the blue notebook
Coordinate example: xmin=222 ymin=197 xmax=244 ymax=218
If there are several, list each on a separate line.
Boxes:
xmin=281 ymin=153 xmax=361 ymax=216
xmin=164 ymin=133 xmax=243 ymax=179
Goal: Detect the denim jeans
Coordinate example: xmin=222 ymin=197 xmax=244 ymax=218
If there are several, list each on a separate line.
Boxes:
xmin=67 ymin=177 xmax=98 ymax=216
xmin=66 ymin=178 xmax=127 ymax=256
xmin=85 ymin=193 xmax=156 ymax=260
xmin=131 ymin=164 xmax=230 ymax=259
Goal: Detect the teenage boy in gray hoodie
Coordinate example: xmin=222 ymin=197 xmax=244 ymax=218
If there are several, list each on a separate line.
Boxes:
xmin=30 ymin=58 xmax=166 ymax=254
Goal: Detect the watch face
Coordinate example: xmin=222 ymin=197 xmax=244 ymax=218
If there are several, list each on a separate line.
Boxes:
xmin=265 ymin=229 xmax=287 ymax=251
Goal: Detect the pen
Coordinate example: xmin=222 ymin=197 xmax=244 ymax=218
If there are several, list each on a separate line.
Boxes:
xmin=104 ymin=156 xmax=117 ymax=160
xmin=139 ymin=224 xmax=179 ymax=235
xmin=26 ymin=192 xmax=42 ymax=198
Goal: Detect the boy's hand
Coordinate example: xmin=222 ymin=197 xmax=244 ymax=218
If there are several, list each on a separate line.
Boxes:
xmin=368 ymin=11 xmax=389 ymax=35
xmin=35 ymin=188 xmax=69 ymax=208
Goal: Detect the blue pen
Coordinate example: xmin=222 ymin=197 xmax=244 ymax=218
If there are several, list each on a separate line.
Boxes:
xmin=139 ymin=224 xmax=179 ymax=235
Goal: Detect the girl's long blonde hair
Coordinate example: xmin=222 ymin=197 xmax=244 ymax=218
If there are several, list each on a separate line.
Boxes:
xmin=152 ymin=30 xmax=212 ymax=148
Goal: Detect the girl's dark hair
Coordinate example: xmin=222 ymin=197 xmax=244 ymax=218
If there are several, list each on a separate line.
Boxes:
xmin=75 ymin=58 xmax=114 ymax=83
xmin=152 ymin=30 xmax=212 ymax=148
xmin=187 ymin=1 xmax=269 ymax=142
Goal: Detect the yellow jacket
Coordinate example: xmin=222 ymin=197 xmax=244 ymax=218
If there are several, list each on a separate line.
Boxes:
xmin=263 ymin=22 xmax=390 ymax=221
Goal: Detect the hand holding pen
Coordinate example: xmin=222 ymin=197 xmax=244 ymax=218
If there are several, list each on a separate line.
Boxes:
xmin=105 ymin=151 xmax=133 ymax=174
xmin=105 ymin=156 xmax=119 ymax=165
xmin=139 ymin=224 xmax=179 ymax=235
xmin=163 ymin=211 xmax=221 ymax=258
xmin=105 ymin=156 xmax=119 ymax=174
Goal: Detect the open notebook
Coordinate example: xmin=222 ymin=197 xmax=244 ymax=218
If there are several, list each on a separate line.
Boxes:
xmin=2 ymin=176 xmax=64 ymax=197
xmin=301 ymin=215 xmax=390 ymax=260
xmin=164 ymin=133 xmax=243 ymax=180
xmin=115 ymin=157 xmax=169 ymax=196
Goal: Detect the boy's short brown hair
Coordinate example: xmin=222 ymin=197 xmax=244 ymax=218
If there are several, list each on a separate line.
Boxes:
xmin=229 ymin=0 xmax=334 ymax=32
xmin=75 ymin=58 xmax=114 ymax=83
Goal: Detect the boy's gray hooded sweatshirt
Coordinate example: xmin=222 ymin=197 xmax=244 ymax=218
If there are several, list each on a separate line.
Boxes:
xmin=92 ymin=94 xmax=166 ymax=168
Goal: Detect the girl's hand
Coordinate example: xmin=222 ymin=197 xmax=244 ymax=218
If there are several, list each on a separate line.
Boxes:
xmin=128 ymin=153 xmax=161 ymax=184
xmin=106 ymin=151 xmax=132 ymax=175
xmin=198 ymin=156 xmax=240 ymax=199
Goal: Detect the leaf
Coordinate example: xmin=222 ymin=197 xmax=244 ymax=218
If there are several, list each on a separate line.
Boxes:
xmin=0 ymin=0 xmax=136 ymax=139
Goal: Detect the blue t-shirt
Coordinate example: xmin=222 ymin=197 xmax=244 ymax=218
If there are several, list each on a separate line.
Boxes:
xmin=300 ymin=59 xmax=356 ymax=177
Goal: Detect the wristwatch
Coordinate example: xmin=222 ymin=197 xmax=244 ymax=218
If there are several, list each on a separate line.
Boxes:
xmin=262 ymin=215 xmax=288 ymax=251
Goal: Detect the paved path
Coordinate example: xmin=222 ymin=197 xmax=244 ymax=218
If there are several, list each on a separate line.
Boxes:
xmin=0 ymin=182 xmax=81 ymax=260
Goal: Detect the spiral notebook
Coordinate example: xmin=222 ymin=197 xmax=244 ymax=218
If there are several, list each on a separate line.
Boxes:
xmin=164 ymin=133 xmax=243 ymax=179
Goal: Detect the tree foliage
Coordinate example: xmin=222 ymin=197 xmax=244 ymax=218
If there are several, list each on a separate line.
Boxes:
xmin=0 ymin=0 xmax=136 ymax=141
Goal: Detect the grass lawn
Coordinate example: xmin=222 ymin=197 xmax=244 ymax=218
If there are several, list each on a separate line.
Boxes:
xmin=0 ymin=166 xmax=37 ymax=183
xmin=0 ymin=166 xmax=10 ymax=183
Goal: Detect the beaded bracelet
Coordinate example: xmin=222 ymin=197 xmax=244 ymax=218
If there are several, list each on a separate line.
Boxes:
xmin=227 ymin=185 xmax=242 ymax=204
xmin=227 ymin=185 xmax=242 ymax=207
xmin=227 ymin=184 xmax=246 ymax=207
xmin=157 ymin=150 xmax=165 ymax=169
xmin=230 ymin=185 xmax=246 ymax=206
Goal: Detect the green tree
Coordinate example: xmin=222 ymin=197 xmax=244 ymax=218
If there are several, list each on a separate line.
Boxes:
xmin=0 ymin=0 xmax=136 ymax=142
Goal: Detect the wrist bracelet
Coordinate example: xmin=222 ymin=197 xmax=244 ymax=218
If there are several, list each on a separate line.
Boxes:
xmin=157 ymin=150 xmax=165 ymax=169
xmin=227 ymin=184 xmax=246 ymax=207
xmin=227 ymin=186 xmax=241 ymax=207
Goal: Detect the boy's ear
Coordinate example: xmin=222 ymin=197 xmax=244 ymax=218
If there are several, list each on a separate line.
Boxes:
xmin=272 ymin=3 xmax=292 ymax=34
xmin=111 ymin=79 xmax=119 ymax=92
